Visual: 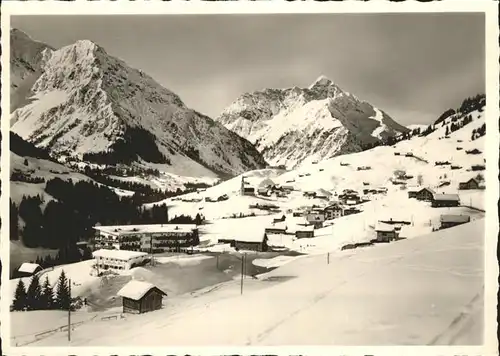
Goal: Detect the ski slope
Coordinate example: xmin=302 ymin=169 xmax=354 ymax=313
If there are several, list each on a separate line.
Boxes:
xmin=22 ymin=219 xmax=484 ymax=346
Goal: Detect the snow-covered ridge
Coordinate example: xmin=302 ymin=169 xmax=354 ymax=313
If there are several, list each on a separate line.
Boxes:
xmin=216 ymin=75 xmax=409 ymax=169
xmin=10 ymin=29 xmax=268 ymax=178
xmin=161 ymin=104 xmax=485 ymax=225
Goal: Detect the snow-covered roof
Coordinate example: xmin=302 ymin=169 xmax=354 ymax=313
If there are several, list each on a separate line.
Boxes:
xmin=266 ymin=222 xmax=287 ymax=230
xmin=315 ymin=188 xmax=332 ymax=197
xmin=18 ymin=263 xmax=41 ymax=274
xmin=94 ymin=224 xmax=197 ymax=236
xmin=296 ymin=225 xmax=314 ymax=232
xmin=433 ymin=193 xmax=460 ymax=201
xmin=92 ymin=249 xmax=149 ymax=261
xmin=418 ymin=187 xmax=435 ymax=194
xmin=440 ymin=214 xmax=470 ymax=223
xmin=117 ymin=280 xmax=167 ymax=301
xmin=374 ymin=222 xmax=395 ymax=232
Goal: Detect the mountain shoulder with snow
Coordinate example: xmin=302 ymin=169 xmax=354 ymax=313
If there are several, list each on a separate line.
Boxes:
xmin=10 ymin=29 xmax=268 ymax=179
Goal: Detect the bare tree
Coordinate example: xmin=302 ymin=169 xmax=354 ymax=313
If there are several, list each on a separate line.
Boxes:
xmin=417 ymin=174 xmax=424 ymax=186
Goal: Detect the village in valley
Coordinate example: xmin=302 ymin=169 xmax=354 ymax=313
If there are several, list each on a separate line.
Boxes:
xmin=6 ymin=16 xmax=489 ymax=347
xmin=9 ymin=103 xmax=487 ymax=345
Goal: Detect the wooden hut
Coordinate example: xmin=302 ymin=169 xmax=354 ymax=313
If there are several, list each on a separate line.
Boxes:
xmin=431 ymin=193 xmax=460 ymax=208
xmin=459 ymin=178 xmax=480 ymax=190
xmin=374 ymin=223 xmax=397 ymax=243
xmin=440 ymin=215 xmax=471 ymax=229
xmin=16 ymin=263 xmax=42 ymax=278
xmin=295 ymin=225 xmax=315 ymax=239
xmin=117 ymin=280 xmax=167 ymax=314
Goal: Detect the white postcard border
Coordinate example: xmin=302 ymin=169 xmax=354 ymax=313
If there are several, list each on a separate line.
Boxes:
xmin=1 ymin=1 xmax=498 ymax=355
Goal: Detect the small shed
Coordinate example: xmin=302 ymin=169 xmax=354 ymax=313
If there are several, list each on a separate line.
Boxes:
xmin=459 ymin=178 xmax=480 ymax=190
xmin=234 ymin=238 xmax=268 ymax=252
xmin=295 ymin=225 xmax=315 ymax=239
xmin=440 ymin=215 xmax=471 ymax=229
xmin=374 ymin=222 xmax=397 ymax=243
xmin=117 ymin=280 xmax=167 ymax=314
xmin=17 ymin=263 xmax=43 ymax=278
xmin=431 ymin=193 xmax=460 ymax=208
xmin=219 ymin=233 xmax=269 ymax=252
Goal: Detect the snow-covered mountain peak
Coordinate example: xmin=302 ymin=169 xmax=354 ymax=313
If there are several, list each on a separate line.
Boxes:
xmin=217 ymin=77 xmax=408 ymax=169
xmin=308 ymin=74 xmax=334 ymax=89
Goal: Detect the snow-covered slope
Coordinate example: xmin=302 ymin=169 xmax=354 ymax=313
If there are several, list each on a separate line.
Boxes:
xmin=20 ymin=218 xmax=484 ymax=346
xmin=217 ymin=76 xmax=409 ymax=168
xmin=155 ymin=103 xmax=486 ymax=221
xmin=10 ymin=29 xmax=267 ymax=178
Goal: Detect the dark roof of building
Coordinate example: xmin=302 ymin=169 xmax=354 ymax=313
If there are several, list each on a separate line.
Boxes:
xmin=461 ymin=178 xmax=479 ymax=184
xmin=440 ymin=214 xmax=471 ymax=223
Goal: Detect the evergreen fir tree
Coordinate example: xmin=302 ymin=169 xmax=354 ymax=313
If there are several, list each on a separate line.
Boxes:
xmin=55 ymin=270 xmax=71 ymax=310
xmin=26 ymin=275 xmax=42 ymax=311
xmin=195 ymin=213 xmax=202 ymax=225
xmin=12 ymin=279 xmax=27 ymax=311
xmin=41 ymin=276 xmax=54 ymax=309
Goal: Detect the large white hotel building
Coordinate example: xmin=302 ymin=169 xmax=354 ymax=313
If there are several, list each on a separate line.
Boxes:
xmin=92 ymin=224 xmax=199 ymax=253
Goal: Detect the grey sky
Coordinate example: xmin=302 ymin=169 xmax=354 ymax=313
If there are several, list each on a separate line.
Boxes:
xmin=12 ymin=13 xmax=485 ymax=125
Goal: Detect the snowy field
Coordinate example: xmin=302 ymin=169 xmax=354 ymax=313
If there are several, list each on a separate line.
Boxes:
xmin=16 ymin=218 xmax=484 ymax=346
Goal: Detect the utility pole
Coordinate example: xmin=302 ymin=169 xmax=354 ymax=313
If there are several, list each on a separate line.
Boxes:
xmin=68 ymin=278 xmax=71 ymax=342
xmin=327 ymin=252 xmax=330 ymax=265
xmin=216 ymin=254 xmax=219 ymax=270
xmin=150 ymin=235 xmax=154 ymax=267
xmin=240 ymin=254 xmax=245 ymax=295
